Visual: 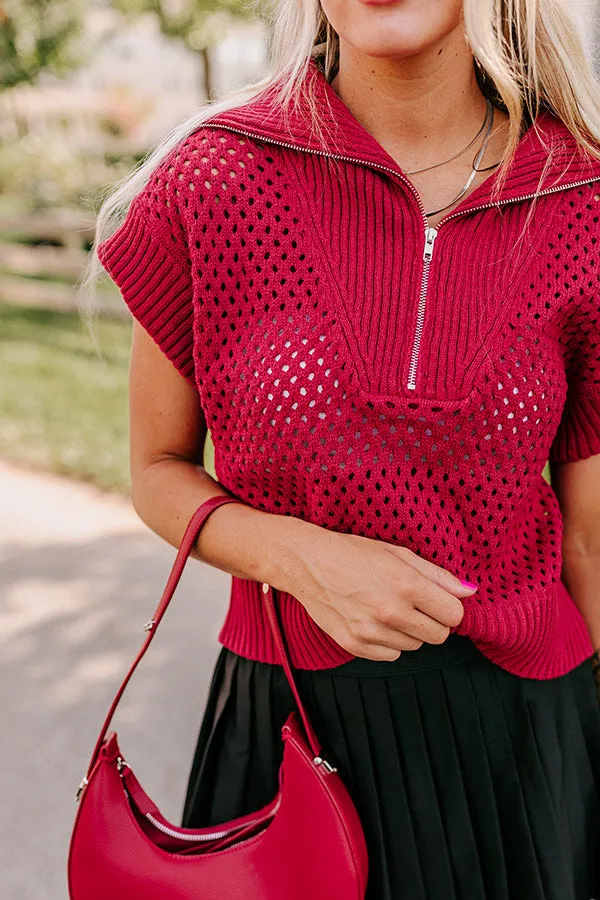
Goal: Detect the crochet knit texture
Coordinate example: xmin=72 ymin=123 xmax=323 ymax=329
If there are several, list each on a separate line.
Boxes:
xmin=97 ymin=59 xmax=600 ymax=678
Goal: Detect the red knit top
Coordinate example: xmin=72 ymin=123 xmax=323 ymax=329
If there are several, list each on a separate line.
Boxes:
xmin=97 ymin=58 xmax=600 ymax=678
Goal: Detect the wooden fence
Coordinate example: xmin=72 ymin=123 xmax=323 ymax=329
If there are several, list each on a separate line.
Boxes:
xmin=0 ymin=209 xmax=127 ymax=317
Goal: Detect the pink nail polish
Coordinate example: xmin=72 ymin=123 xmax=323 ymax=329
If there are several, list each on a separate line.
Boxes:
xmin=459 ymin=579 xmax=478 ymax=590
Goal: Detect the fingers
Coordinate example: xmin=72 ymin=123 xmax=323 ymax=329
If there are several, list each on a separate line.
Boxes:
xmin=337 ymin=580 xmax=460 ymax=658
xmin=412 ymin=591 xmax=465 ymax=629
xmin=341 ymin=618 xmax=449 ymax=661
xmin=341 ymin=611 xmax=446 ymax=657
xmin=354 ymin=612 xmax=449 ymax=653
xmin=389 ymin=544 xmax=477 ymax=598
xmin=386 ymin=555 xmax=466 ymax=628
xmin=398 ymin=609 xmax=452 ymax=645
xmin=352 ymin=646 xmax=403 ymax=662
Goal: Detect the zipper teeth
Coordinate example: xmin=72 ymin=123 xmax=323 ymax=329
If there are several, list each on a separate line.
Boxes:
xmin=407 ymin=240 xmax=434 ymax=389
xmin=402 ymin=178 xmax=594 ymax=390
xmin=204 ymin=122 xmax=429 ymax=226
xmin=145 ymin=798 xmax=281 ymax=842
xmin=204 ymin=122 xmax=597 ymax=394
xmin=202 ymin=121 xmax=597 ymax=226
xmin=145 ymin=812 xmax=235 ymax=842
xmin=436 ymin=177 xmax=598 ymax=225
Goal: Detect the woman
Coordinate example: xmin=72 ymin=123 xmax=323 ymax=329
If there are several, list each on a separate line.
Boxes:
xmin=86 ymin=0 xmax=600 ymax=897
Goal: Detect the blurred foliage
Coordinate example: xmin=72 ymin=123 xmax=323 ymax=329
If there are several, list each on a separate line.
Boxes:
xmin=0 ymin=0 xmax=87 ymax=91
xmin=113 ymin=0 xmax=258 ymax=49
xmin=0 ymin=132 xmax=141 ymax=210
xmin=112 ymin=0 xmax=269 ymax=97
xmin=0 ymin=0 xmax=274 ymax=206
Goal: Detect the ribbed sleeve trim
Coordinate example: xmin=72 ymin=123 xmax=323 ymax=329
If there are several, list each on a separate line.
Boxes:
xmin=548 ymin=384 xmax=600 ymax=463
xmin=96 ymin=198 xmax=196 ymax=385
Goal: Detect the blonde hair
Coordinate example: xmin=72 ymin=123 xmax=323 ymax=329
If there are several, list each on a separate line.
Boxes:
xmin=79 ymin=0 xmax=600 ymax=327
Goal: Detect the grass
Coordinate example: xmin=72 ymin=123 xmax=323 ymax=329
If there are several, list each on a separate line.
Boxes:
xmin=0 ymin=302 xmax=133 ymax=492
xmin=0 ymin=301 xmax=217 ymax=493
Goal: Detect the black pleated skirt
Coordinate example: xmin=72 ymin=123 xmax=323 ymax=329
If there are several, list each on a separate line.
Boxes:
xmin=181 ymin=633 xmax=600 ymax=900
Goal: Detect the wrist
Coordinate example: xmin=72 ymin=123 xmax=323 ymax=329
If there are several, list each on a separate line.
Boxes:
xmin=259 ymin=514 xmax=320 ymax=593
xmin=193 ymin=499 xmax=314 ymax=588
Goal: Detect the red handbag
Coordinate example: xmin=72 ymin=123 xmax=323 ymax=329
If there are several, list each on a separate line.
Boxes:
xmin=68 ymin=494 xmax=369 ymax=899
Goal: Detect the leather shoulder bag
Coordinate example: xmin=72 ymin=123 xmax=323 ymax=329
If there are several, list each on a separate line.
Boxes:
xmin=68 ymin=494 xmax=369 ymax=899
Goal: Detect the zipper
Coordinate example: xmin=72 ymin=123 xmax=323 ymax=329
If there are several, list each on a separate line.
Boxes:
xmin=200 ymin=121 xmax=597 ymax=392
xmin=435 ymin=178 xmax=600 ymax=227
xmin=407 ymin=226 xmax=438 ymax=390
xmin=203 ymin=121 xmax=596 ymax=224
xmin=145 ymin=812 xmax=235 ymax=842
xmin=138 ymin=753 xmax=333 ymax=842
xmin=144 ymin=800 xmax=281 ymax=842
xmin=116 ymin=754 xmax=282 ymax=841
xmin=401 ymin=176 xmax=596 ymax=391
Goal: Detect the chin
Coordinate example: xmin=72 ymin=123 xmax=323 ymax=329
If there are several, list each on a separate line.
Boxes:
xmin=341 ymin=31 xmax=440 ymax=60
xmin=327 ymin=0 xmax=463 ymax=59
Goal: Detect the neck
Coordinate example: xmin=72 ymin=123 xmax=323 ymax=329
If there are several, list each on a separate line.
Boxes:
xmin=330 ymin=28 xmax=502 ymax=173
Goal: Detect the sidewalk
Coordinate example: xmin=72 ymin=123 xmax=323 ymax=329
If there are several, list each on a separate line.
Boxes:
xmin=0 ymin=460 xmax=231 ymax=900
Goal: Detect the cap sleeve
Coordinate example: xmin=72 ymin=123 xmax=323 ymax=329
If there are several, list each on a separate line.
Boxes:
xmin=549 ymin=296 xmax=600 ymax=463
xmin=96 ymin=154 xmax=195 ymax=385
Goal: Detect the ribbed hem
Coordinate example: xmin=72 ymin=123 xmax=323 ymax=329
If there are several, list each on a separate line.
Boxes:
xmin=217 ymin=577 xmax=356 ymax=669
xmin=218 ymin=577 xmax=595 ymax=678
xmin=96 ymin=197 xmax=196 ymax=385
xmin=549 ymin=386 xmax=600 ymax=463
xmin=455 ymin=578 xmax=594 ymax=679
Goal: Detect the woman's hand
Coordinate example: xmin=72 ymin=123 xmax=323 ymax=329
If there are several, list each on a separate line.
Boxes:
xmin=267 ymin=518 xmax=476 ymax=661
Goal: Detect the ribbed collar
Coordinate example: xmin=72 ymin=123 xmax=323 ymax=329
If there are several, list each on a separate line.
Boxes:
xmin=206 ymin=56 xmax=600 ymax=214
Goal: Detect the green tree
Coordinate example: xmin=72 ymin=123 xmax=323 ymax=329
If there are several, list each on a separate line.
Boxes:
xmin=0 ymin=0 xmax=85 ymax=91
xmin=112 ymin=0 xmax=267 ymax=100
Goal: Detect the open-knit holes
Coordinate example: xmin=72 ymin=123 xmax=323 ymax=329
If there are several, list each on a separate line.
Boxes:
xmin=130 ymin=129 xmax=600 ymax=671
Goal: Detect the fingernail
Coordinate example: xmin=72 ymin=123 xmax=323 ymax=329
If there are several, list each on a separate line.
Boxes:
xmin=459 ymin=579 xmax=478 ymax=590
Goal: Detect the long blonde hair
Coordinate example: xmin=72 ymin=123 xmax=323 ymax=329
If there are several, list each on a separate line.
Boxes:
xmin=79 ymin=0 xmax=600 ymax=326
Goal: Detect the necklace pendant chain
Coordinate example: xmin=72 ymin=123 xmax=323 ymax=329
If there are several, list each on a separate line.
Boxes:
xmin=406 ymin=99 xmax=493 ymax=177
xmin=423 ymin=99 xmax=497 ymax=219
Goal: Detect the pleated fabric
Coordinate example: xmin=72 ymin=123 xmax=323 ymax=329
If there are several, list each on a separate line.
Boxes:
xmin=181 ymin=633 xmax=600 ymax=900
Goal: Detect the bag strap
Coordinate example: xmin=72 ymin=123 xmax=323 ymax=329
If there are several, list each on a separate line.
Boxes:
xmin=83 ymin=494 xmax=322 ymax=783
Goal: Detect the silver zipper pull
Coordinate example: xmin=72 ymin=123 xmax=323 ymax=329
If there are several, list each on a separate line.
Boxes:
xmin=423 ymin=226 xmax=438 ymax=261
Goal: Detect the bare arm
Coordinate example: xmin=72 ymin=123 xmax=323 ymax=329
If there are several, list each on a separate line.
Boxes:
xmin=127 ymin=319 xmax=297 ymax=583
xmin=551 ymin=453 xmax=600 ymax=650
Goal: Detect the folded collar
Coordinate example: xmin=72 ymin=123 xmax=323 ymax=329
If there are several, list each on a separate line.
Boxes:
xmin=206 ymin=56 xmax=600 ymax=212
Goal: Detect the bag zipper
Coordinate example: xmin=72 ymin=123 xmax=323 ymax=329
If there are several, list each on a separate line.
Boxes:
xmin=139 ymin=749 xmax=334 ymax=842
xmin=144 ymin=804 xmax=281 ymax=842
xmin=195 ymin=121 xmax=598 ymax=392
xmin=116 ymin=755 xmax=282 ymax=841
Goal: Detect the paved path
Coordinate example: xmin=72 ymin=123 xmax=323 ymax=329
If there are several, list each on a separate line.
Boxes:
xmin=0 ymin=460 xmax=231 ymax=899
